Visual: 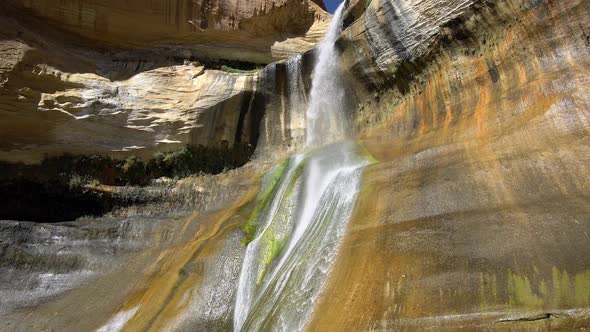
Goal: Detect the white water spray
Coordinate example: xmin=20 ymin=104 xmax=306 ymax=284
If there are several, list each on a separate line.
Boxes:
xmin=306 ymin=4 xmax=348 ymax=147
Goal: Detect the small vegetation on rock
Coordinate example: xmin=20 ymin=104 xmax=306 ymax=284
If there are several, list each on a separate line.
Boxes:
xmin=178 ymin=57 xmax=263 ymax=73
xmin=241 ymin=160 xmax=288 ymax=245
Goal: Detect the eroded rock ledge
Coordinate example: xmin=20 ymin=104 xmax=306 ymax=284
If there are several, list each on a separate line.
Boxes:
xmin=0 ymin=0 xmax=319 ymax=223
xmin=2 ymin=0 xmax=330 ymax=63
xmin=0 ymin=0 xmax=329 ymax=165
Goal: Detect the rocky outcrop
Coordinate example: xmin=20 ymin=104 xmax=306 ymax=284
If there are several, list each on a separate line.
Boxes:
xmin=0 ymin=0 xmax=589 ymax=330
xmin=0 ymin=168 xmax=261 ymax=331
xmin=271 ymin=18 xmax=331 ymax=59
xmin=0 ymin=21 xmax=256 ymax=164
xmin=0 ymin=2 xmax=316 ymax=324
xmin=0 ymin=53 xmax=259 ymax=163
xmin=3 ymin=0 xmax=330 ymax=63
xmin=0 ymin=0 xmax=330 ymax=164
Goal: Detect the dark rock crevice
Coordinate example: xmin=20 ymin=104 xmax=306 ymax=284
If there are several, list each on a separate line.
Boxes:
xmin=496 ymin=312 xmax=562 ymax=323
xmin=0 ymin=179 xmax=151 ymax=223
xmin=0 ymin=143 xmax=255 ymax=223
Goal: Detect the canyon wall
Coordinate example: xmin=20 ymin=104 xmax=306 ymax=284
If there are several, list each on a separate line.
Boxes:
xmin=0 ymin=0 xmax=589 ymax=330
xmin=310 ymin=0 xmax=590 ymax=329
xmin=0 ymin=1 xmax=321 ymax=329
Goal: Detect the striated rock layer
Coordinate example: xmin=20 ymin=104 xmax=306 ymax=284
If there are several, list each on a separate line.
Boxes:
xmin=0 ymin=168 xmax=262 ymax=331
xmin=0 ymin=1 xmax=318 ymax=327
xmin=0 ymin=0 xmax=589 ymax=330
xmin=0 ymin=12 xmax=313 ymax=163
xmin=310 ymin=0 xmax=590 ymax=329
xmin=3 ymin=0 xmax=330 ymax=63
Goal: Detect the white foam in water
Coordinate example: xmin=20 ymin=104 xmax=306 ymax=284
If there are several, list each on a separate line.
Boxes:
xmin=96 ymin=307 xmax=139 ymax=332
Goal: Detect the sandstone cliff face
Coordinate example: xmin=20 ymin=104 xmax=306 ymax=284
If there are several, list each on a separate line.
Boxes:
xmin=0 ymin=0 xmax=329 ymax=163
xmin=0 ymin=2 xmax=318 ymax=327
xmin=0 ymin=43 xmax=259 ymax=162
xmin=309 ymin=0 xmax=590 ymax=329
xmin=4 ymin=0 xmax=329 ymax=63
xmin=0 ymin=9 xmax=314 ymax=163
xmin=0 ymin=170 xmax=261 ymax=331
xmin=0 ymin=0 xmax=589 ymax=330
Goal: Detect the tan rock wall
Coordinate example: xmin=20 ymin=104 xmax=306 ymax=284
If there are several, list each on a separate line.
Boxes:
xmin=0 ymin=0 xmax=325 ymax=164
xmin=311 ymin=0 xmax=590 ymax=329
xmin=0 ymin=36 xmax=260 ymax=163
xmin=4 ymin=0 xmax=330 ymax=63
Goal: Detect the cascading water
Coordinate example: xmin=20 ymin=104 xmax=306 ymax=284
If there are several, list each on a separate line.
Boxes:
xmin=234 ymin=3 xmax=370 ymax=331
xmin=305 ymin=5 xmax=348 ymax=147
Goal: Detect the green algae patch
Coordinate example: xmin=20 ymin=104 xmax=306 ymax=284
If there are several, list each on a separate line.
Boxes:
xmin=502 ymin=268 xmax=590 ymax=309
xmin=479 ymin=272 xmax=498 ymax=310
xmin=285 ymin=159 xmax=306 ymax=194
xmin=358 ymin=142 xmax=380 ymax=164
xmin=256 ymin=228 xmax=286 ymax=285
xmin=241 ymin=160 xmax=288 ymax=245
xmin=255 ymin=161 xmax=306 ymax=284
xmin=574 ymin=270 xmax=590 ymax=307
xmin=550 ymin=267 xmax=590 ymax=308
xmin=508 ymin=269 xmax=544 ymax=308
xmin=477 ymin=268 xmax=590 ymax=312
xmin=343 ymin=141 xmax=379 ymax=166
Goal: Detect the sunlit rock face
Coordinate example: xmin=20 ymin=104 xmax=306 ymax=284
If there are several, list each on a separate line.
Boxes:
xmin=0 ymin=42 xmax=259 ymax=163
xmin=310 ymin=0 xmax=590 ymax=329
xmin=0 ymin=1 xmax=322 ymax=328
xmin=0 ymin=9 xmax=318 ymax=163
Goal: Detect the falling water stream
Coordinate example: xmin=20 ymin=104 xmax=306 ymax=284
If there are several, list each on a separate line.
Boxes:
xmin=234 ymin=3 xmax=370 ymax=331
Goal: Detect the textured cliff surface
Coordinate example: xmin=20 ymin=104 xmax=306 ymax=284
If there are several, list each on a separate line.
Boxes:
xmin=0 ymin=0 xmax=329 ymax=164
xmin=0 ymin=22 xmax=260 ymax=164
xmin=310 ymin=0 xmax=590 ymax=329
xmin=0 ymin=2 xmax=314 ymax=326
xmin=3 ymin=0 xmax=329 ymax=63
xmin=0 ymin=168 xmax=262 ymax=331
xmin=0 ymin=48 xmax=259 ymax=163
xmin=0 ymin=0 xmax=589 ymax=330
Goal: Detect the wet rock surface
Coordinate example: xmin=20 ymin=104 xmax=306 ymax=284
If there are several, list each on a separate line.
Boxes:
xmin=0 ymin=167 xmax=260 ymax=331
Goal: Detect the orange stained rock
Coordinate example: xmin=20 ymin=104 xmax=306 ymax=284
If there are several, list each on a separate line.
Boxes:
xmin=309 ymin=0 xmax=590 ymax=329
xmin=103 ymin=187 xmax=258 ymax=332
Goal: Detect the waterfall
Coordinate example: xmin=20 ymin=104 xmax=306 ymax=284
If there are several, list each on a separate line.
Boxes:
xmin=305 ymin=4 xmax=348 ymax=147
xmin=286 ymin=54 xmax=307 ymax=143
xmin=234 ymin=3 xmax=370 ymax=331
